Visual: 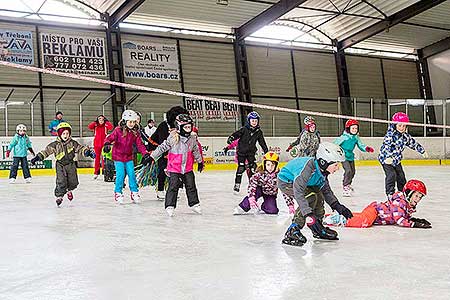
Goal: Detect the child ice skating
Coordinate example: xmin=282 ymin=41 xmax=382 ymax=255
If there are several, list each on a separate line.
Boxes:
xmin=324 ymin=179 xmax=431 ymax=229
xmin=379 ymin=112 xmax=427 ymax=197
xmin=334 ymin=119 xmax=374 ymax=197
xmin=278 ymin=142 xmax=353 ymax=247
xmin=286 ymin=116 xmax=321 ymax=157
xmin=226 ymin=111 xmax=268 ymax=193
xmin=30 ymin=122 xmax=95 ymax=206
xmin=148 ymin=114 xmax=204 ymax=217
xmin=103 ymin=110 xmax=152 ymax=204
xmin=7 ymin=124 xmax=35 ymax=184
xmin=87 ymin=115 xmax=113 ymax=179
xmin=233 ymin=151 xmax=294 ymax=215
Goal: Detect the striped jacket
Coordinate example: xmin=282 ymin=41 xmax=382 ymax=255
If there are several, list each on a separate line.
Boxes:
xmin=151 ymin=133 xmax=202 ymax=174
xmin=371 ymin=191 xmax=415 ymax=227
xmin=378 ymin=124 xmax=425 ymax=166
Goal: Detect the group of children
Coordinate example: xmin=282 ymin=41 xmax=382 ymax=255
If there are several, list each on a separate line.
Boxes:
xmin=6 ymin=108 xmax=432 ymax=246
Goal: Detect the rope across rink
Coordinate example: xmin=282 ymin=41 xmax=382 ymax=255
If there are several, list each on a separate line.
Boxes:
xmin=0 ymin=60 xmax=449 ymax=130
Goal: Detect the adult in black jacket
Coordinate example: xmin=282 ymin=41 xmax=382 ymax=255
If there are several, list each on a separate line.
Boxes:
xmin=226 ymin=111 xmax=269 ymax=193
xmin=148 ymin=106 xmax=189 ymax=199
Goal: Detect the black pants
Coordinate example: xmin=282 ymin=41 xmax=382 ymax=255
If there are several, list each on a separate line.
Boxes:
xmin=165 ymin=171 xmax=199 ymax=209
xmin=342 ymin=160 xmax=356 ymax=186
xmin=234 ymin=153 xmax=256 ymax=184
xmin=382 ymin=163 xmax=406 ymax=196
xmin=157 ymin=157 xmax=168 ymax=191
xmin=55 ymin=162 xmax=79 ymax=197
xmin=9 ymin=157 xmax=31 ymax=179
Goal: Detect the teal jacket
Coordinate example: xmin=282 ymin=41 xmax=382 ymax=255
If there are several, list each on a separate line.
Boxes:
xmin=8 ymin=134 xmax=33 ymax=157
xmin=334 ymin=131 xmax=367 ymax=161
xmin=278 ymin=157 xmax=339 ymax=216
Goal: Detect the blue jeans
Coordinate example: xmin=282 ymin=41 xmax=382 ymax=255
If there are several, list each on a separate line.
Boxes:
xmin=10 ymin=157 xmax=31 ymax=179
xmin=114 ymin=160 xmax=138 ymax=193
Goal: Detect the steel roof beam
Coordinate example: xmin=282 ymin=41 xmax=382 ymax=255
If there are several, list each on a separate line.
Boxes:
xmin=110 ymin=0 xmax=145 ymax=27
xmin=337 ymin=0 xmax=448 ymax=50
xmin=235 ymin=0 xmax=308 ymax=41
xmin=420 ymin=36 xmax=450 ymax=58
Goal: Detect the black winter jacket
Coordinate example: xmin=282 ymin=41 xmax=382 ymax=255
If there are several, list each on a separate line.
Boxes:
xmin=227 ymin=125 xmax=268 ymax=155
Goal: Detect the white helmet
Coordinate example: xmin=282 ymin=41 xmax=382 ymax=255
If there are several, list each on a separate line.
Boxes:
xmin=316 ymin=142 xmax=345 ymax=163
xmin=121 ymin=110 xmax=138 ymax=121
xmin=16 ymin=124 xmax=27 ymax=132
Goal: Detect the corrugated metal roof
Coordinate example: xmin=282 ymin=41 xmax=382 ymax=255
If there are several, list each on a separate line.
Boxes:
xmin=67 ymin=0 xmax=126 ymax=14
xmin=126 ymin=0 xmax=276 ymax=33
xmin=407 ymin=0 xmax=450 ymax=29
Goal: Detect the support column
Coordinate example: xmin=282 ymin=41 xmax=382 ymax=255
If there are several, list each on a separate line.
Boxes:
xmin=233 ymin=40 xmax=252 ymax=126
xmin=105 ymin=14 xmax=126 ymax=124
xmin=417 ymin=49 xmax=437 ymax=136
xmin=334 ymin=41 xmax=352 ymax=126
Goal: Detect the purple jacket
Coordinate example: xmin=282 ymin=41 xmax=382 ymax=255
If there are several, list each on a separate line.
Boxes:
xmin=105 ymin=126 xmax=147 ymax=162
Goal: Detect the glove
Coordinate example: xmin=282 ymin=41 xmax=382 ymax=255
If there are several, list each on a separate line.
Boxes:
xmin=288 ymin=204 xmax=296 ymax=215
xmin=286 ymin=145 xmax=293 ymax=152
xmin=84 ymin=149 xmax=95 ymax=159
xmin=411 ymin=217 xmax=431 ymax=226
xmin=226 ymin=136 xmax=234 ymax=145
xmin=305 ymin=213 xmax=339 ymax=240
xmin=103 ymin=143 xmax=112 ymax=153
xmin=365 ymin=146 xmax=374 ymax=153
xmin=422 ymin=152 xmax=429 ymax=159
xmin=330 ymin=202 xmax=354 ymax=219
xmin=223 ymin=146 xmax=229 ymax=155
xmin=28 ymin=148 xmax=35 ymax=156
xmin=384 ymin=157 xmax=393 ymax=165
xmin=141 ymin=153 xmax=154 ymax=166
xmin=30 ymin=154 xmax=42 ymax=165
xmin=5 ymin=150 xmax=10 ymax=158
xmin=412 ymin=221 xmax=432 ymax=229
xmin=248 ymin=197 xmax=258 ymax=210
xmin=198 ymin=162 xmax=204 ymax=173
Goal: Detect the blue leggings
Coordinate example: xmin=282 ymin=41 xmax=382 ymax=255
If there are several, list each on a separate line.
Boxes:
xmin=114 ymin=160 xmax=138 ymax=193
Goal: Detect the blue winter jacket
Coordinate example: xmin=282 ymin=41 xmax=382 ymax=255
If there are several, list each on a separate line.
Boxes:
xmin=48 ymin=119 xmax=65 ymax=136
xmin=378 ymin=124 xmax=425 ymax=166
xmin=8 ymin=134 xmax=32 ymax=157
xmin=334 ymin=131 xmax=367 ymax=161
xmin=278 ymin=157 xmax=339 ymax=216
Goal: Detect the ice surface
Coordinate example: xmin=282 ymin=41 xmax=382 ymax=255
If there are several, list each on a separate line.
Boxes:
xmin=1 ymin=166 xmax=449 ymax=300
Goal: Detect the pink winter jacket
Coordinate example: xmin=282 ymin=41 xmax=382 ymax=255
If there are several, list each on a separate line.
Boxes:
xmin=105 ymin=126 xmax=147 ymax=162
xmin=371 ymin=191 xmax=416 ymax=227
xmin=151 ymin=133 xmax=202 ymax=174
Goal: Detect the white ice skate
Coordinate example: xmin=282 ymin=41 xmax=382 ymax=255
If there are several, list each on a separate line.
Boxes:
xmin=342 ymin=186 xmax=352 ymax=197
xmin=233 ymin=206 xmax=246 ymax=215
xmin=348 ymin=185 xmax=354 ymax=191
xmin=9 ymin=178 xmax=16 ymax=184
xmin=131 ymin=192 xmax=141 ymax=204
xmin=157 ymin=191 xmax=165 ymax=201
xmin=166 ymin=206 xmax=175 ymax=217
xmin=93 ymin=174 xmax=99 ymax=180
xmin=115 ymin=192 xmax=124 ymax=204
xmin=191 ymin=204 xmax=202 ymax=215
xmin=25 ymin=177 xmax=32 ymax=183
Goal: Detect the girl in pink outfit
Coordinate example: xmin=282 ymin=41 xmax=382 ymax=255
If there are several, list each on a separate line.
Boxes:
xmin=103 ymin=110 xmax=152 ymax=204
xmin=148 ymin=114 xmax=204 ymax=217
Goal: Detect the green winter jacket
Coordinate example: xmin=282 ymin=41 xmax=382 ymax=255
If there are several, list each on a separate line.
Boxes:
xmin=8 ymin=134 xmax=33 ymax=157
xmin=334 ymin=131 xmax=367 ymax=161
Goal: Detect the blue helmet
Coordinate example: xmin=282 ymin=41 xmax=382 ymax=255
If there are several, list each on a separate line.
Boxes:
xmin=247 ymin=111 xmax=260 ymax=124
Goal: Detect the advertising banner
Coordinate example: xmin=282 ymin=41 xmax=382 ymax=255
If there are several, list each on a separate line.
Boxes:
xmin=186 ymin=98 xmax=239 ymax=122
xmin=0 ymin=29 xmax=34 ymax=65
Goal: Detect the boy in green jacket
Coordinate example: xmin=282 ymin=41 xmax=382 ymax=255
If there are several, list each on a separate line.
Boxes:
xmin=334 ymin=119 xmax=374 ymax=197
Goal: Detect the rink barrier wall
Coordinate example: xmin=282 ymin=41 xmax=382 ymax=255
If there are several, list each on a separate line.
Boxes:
xmin=1 ymin=136 xmax=449 ymax=177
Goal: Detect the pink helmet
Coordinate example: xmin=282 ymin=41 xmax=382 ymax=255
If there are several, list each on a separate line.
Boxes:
xmin=392 ymin=112 xmax=409 ymax=123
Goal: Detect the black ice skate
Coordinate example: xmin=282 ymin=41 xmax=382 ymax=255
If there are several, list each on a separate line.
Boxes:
xmin=56 ymin=197 xmax=63 ymax=207
xmin=282 ymin=223 xmax=307 ymax=247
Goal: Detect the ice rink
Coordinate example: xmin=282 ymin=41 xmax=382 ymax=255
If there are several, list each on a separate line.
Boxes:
xmin=1 ymin=165 xmax=449 ymax=300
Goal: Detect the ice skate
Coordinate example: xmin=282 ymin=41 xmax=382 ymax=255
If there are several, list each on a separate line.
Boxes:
xmin=166 ymin=206 xmax=175 ymax=217
xmin=25 ymin=177 xmax=32 ymax=183
xmin=115 ymin=192 xmax=124 ymax=204
xmin=9 ymin=178 xmax=16 ymax=184
xmin=342 ymin=185 xmax=352 ymax=197
xmin=93 ymin=174 xmax=99 ymax=180
xmin=191 ymin=204 xmax=202 ymax=214
xmin=233 ymin=206 xmax=246 ymax=215
xmin=157 ymin=191 xmax=165 ymax=201
xmin=348 ymin=185 xmax=354 ymax=191
xmin=67 ymin=191 xmax=73 ymax=201
xmin=131 ymin=192 xmax=141 ymax=204
xmin=56 ymin=197 xmax=63 ymax=207
xmin=233 ymin=183 xmax=240 ymax=194
xmin=282 ymin=223 xmax=307 ymax=247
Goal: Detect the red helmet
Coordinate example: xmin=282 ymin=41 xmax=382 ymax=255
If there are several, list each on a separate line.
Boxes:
xmin=403 ymin=179 xmax=427 ymax=196
xmin=345 ymin=119 xmax=359 ymax=129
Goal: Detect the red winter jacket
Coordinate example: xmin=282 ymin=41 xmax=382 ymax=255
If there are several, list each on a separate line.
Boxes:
xmin=105 ymin=126 xmax=147 ymax=162
xmin=88 ymin=121 xmax=113 ymax=148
